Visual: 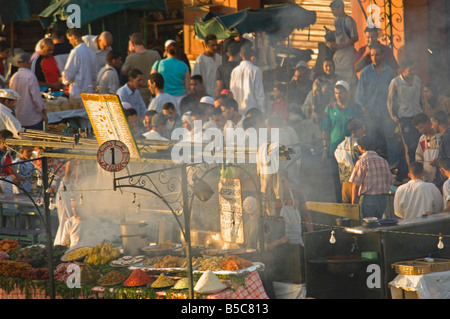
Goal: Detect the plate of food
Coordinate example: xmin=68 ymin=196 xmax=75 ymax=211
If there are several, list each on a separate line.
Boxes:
xmin=378 ymin=218 xmax=400 ymax=226
xmin=150 ymin=273 xmax=176 ymax=289
xmin=61 ymin=246 xmax=92 ymax=262
xmin=123 ymin=269 xmax=153 ymax=287
xmin=110 ymin=255 xmax=145 ymax=267
xmin=97 ymin=270 xmax=129 ymax=286
xmin=140 ymin=242 xmax=183 ymax=256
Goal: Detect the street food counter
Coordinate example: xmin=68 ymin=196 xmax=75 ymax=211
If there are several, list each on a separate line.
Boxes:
xmin=304 ymin=213 xmax=450 ymax=299
xmin=0 ymin=241 xmax=268 ymax=299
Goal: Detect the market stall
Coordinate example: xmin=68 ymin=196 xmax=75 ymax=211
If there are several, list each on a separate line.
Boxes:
xmin=0 ymin=91 xmax=293 ymax=299
xmin=304 ymin=214 xmax=450 ymax=299
xmin=0 ymin=242 xmax=267 ymax=299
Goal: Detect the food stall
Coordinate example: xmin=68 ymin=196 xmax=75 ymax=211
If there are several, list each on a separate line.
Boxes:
xmin=0 ymin=93 xmax=291 ymax=299
xmin=304 ymin=213 xmax=450 ymax=299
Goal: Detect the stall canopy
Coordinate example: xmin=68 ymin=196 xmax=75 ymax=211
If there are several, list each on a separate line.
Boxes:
xmin=194 ymin=3 xmax=316 ymax=45
xmin=39 ymin=0 xmax=167 ymax=29
xmin=0 ymin=0 xmax=31 ymax=24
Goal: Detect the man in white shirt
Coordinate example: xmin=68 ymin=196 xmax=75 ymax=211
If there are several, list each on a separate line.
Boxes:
xmin=143 ymin=113 xmax=169 ymax=141
xmin=116 ymin=68 xmax=147 ymax=117
xmin=387 ymin=59 xmax=423 ymax=176
xmin=192 ymin=34 xmax=221 ymax=97
xmin=62 ymin=28 xmax=97 ymax=101
xmin=9 ymin=53 xmax=47 ymax=130
xmin=412 ymin=113 xmax=441 ymax=183
xmin=0 ymin=89 xmax=23 ymax=137
xmin=230 ymin=45 xmax=265 ymax=115
xmin=394 ymin=161 xmax=443 ymax=219
xmin=96 ymin=50 xmax=122 ymax=94
xmin=82 ymin=31 xmax=113 ymax=70
xmin=147 ymin=72 xmax=179 ymax=114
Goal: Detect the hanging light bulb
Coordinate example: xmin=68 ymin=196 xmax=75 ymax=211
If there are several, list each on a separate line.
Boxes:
xmin=49 ymin=198 xmax=55 ymax=210
xmin=136 ymin=200 xmax=141 ymax=214
xmin=79 ymin=194 xmax=84 ymax=206
xmin=438 ymin=234 xmax=444 ymax=249
xmin=329 ymin=230 xmax=336 ymax=244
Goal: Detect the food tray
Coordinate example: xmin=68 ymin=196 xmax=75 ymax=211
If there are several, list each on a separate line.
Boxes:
xmin=61 ymin=246 xmax=91 ymax=262
xmin=128 ymin=262 xmax=196 ymax=273
xmin=193 ymin=262 xmax=265 ymax=276
xmin=414 ymin=258 xmax=450 ymax=273
xmin=392 ymin=261 xmax=431 ymax=275
xmin=140 ymin=244 xmax=183 ymax=256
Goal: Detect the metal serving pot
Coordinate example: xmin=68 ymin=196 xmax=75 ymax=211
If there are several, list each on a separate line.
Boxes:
xmin=120 ymin=234 xmax=148 ymax=256
xmin=119 ymin=221 xmax=148 ymax=236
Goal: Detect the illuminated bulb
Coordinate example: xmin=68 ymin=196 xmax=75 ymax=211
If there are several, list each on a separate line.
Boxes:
xmin=438 ymin=235 xmax=444 ymax=249
xmin=136 ymin=200 xmax=141 ymax=214
xmin=329 ymin=230 xmax=336 ymax=244
xmin=49 ymin=199 xmax=55 ymax=210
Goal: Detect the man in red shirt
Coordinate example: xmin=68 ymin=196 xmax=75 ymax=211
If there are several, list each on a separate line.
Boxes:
xmin=32 ymin=38 xmax=63 ymax=92
xmin=349 ymin=134 xmax=394 ymax=219
xmin=353 ymin=27 xmax=399 ymax=76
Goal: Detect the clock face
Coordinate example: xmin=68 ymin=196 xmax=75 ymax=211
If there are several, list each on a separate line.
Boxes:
xmin=97 ymin=140 xmax=130 ymax=172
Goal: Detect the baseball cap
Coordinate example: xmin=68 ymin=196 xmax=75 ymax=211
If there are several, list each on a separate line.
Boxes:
xmin=335 ymin=80 xmax=350 ymax=92
xmin=0 ymin=89 xmax=20 ymax=100
xmin=199 ymin=96 xmax=215 ymax=106
xmin=15 ymin=53 xmax=31 ymax=65
xmin=151 ymin=113 xmax=170 ymax=127
xmin=164 ymin=39 xmax=176 ymax=48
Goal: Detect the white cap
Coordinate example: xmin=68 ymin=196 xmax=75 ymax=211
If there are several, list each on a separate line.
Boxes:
xmin=199 ymin=96 xmax=215 ymax=106
xmin=335 ymin=80 xmax=350 ymax=92
xmin=165 ymin=39 xmax=176 ymax=47
xmin=0 ymin=89 xmax=20 ymax=100
xmin=243 ymin=196 xmax=257 ymax=215
xmin=122 ymin=102 xmax=132 ymax=110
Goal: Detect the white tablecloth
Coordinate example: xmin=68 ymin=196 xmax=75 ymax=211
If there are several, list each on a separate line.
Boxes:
xmin=47 ymin=109 xmax=88 ymax=124
xmin=389 ymin=270 xmax=450 ymax=299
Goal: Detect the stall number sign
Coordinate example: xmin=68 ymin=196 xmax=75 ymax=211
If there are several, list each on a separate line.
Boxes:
xmin=82 ymin=93 xmax=140 ymax=159
xmin=97 ymin=140 xmax=130 ymax=172
xmin=218 ymin=178 xmax=244 ymax=244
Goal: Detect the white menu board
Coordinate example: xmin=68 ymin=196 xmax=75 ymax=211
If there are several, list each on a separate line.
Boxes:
xmin=81 ymin=93 xmax=140 ymax=159
xmin=218 ymin=178 xmax=244 ymax=244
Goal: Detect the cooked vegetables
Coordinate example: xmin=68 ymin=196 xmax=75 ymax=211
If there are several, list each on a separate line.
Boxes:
xmin=0 ymin=239 xmax=19 ymax=253
xmin=151 ymin=273 xmax=175 ymax=288
xmin=63 ymin=247 xmax=92 ymax=261
xmin=98 ymin=271 xmax=128 ymax=285
xmin=123 ymin=269 xmax=152 ymax=287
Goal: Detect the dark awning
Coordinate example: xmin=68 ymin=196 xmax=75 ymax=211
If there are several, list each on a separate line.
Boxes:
xmin=194 ymin=3 xmax=316 ymax=45
xmin=0 ymin=0 xmax=32 ymax=24
xmin=39 ymin=0 xmax=167 ymax=29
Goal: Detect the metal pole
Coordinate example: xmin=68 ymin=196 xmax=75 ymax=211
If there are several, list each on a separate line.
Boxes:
xmin=180 ymin=163 xmax=194 ymax=299
xmin=42 ymin=157 xmax=55 ymax=299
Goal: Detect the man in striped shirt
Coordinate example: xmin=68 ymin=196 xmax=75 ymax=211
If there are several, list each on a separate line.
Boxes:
xmin=349 ymin=134 xmax=394 ymax=219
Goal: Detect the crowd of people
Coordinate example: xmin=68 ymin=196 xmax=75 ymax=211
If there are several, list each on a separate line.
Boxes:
xmin=0 ymin=0 xmax=449 ymax=251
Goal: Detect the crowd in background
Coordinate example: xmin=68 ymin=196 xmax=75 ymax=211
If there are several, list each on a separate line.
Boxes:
xmin=0 ymin=0 xmax=449 ymax=224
